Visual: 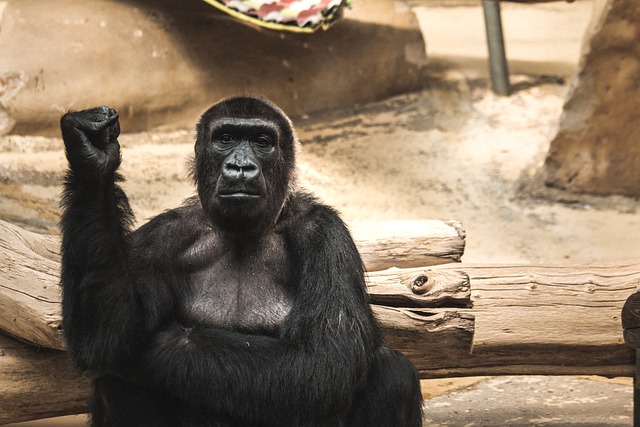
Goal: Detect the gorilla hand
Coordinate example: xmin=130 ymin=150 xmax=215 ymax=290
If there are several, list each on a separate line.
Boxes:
xmin=61 ymin=106 xmax=121 ymax=176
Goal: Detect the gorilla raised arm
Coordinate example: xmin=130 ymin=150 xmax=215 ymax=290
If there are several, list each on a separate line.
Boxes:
xmin=60 ymin=96 xmax=423 ymax=427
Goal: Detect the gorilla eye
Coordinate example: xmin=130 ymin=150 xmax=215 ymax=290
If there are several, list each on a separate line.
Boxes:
xmin=255 ymin=135 xmax=272 ymax=149
xmin=214 ymin=133 xmax=237 ymax=149
xmin=219 ymin=134 xmax=233 ymax=144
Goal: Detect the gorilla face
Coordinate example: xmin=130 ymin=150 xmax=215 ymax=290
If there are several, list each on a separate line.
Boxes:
xmin=193 ymin=96 xmax=296 ymax=234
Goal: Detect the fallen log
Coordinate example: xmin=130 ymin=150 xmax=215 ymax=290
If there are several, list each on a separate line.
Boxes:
xmin=374 ymin=263 xmax=636 ymax=379
xmin=0 ymin=219 xmax=465 ymax=350
xmin=0 ymin=221 xmax=64 ymax=350
xmin=3 ymin=261 xmax=637 ymax=424
xmin=350 ymin=220 xmax=466 ymax=269
xmin=0 ymin=333 xmax=90 ymax=425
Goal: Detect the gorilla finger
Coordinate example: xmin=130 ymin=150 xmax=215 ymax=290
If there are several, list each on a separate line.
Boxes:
xmin=104 ymin=140 xmax=121 ymax=160
xmin=88 ymin=109 xmax=119 ymax=133
xmin=110 ymin=119 xmax=121 ymax=143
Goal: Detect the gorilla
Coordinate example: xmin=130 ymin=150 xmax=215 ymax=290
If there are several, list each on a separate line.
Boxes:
xmin=59 ymin=96 xmax=423 ymax=427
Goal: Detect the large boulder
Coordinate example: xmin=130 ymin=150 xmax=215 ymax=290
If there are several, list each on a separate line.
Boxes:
xmin=543 ymin=0 xmax=640 ymax=196
xmin=0 ymin=0 xmax=427 ymax=135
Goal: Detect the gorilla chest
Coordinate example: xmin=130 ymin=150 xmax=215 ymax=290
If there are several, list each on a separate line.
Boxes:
xmin=177 ymin=234 xmax=293 ymax=334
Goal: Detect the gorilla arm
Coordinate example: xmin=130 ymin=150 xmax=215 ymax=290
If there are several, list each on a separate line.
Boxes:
xmin=141 ymin=203 xmax=382 ymax=425
xmin=59 ymin=108 xmax=146 ymax=373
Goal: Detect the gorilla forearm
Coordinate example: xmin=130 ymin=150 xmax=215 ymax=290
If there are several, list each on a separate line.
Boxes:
xmin=60 ymin=184 xmax=143 ymax=372
xmin=61 ymin=173 xmax=133 ymax=271
xmin=142 ymin=322 xmax=370 ymax=425
xmin=60 ymin=175 xmax=144 ymax=371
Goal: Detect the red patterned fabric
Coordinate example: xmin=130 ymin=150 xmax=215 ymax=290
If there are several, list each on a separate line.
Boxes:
xmin=203 ymin=0 xmax=351 ymax=32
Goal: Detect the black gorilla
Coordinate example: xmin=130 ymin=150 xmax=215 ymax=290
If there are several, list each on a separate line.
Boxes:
xmin=59 ymin=96 xmax=423 ymax=427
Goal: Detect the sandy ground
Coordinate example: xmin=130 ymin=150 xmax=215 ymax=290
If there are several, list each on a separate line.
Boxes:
xmin=2 ymin=0 xmax=637 ymax=425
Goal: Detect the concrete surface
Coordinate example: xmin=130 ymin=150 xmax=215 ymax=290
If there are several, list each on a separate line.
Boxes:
xmin=424 ymin=376 xmax=632 ymax=426
xmin=6 ymin=376 xmax=634 ymax=426
xmin=0 ymin=0 xmax=428 ymax=135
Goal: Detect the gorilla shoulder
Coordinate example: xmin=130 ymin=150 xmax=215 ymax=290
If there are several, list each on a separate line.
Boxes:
xmin=129 ymin=197 xmax=211 ymax=260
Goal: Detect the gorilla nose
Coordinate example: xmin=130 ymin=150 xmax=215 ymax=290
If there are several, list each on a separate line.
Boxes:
xmin=223 ymin=160 xmax=259 ymax=181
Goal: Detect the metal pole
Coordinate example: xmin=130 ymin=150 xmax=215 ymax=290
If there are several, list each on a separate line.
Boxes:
xmin=482 ymin=0 xmax=510 ymax=96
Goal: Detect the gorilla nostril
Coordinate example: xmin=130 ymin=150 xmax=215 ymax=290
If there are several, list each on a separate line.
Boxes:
xmin=225 ymin=163 xmax=241 ymax=172
xmin=242 ymin=165 xmax=259 ymax=180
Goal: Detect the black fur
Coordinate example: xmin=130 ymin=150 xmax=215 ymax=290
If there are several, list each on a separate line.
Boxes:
xmin=60 ymin=96 xmax=423 ymax=426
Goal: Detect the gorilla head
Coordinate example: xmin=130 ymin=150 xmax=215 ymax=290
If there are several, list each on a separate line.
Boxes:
xmin=193 ymin=96 xmax=297 ymax=234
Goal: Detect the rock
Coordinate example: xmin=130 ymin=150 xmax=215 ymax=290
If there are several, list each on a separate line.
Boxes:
xmin=0 ymin=71 xmax=27 ymax=135
xmin=0 ymin=0 xmax=427 ymax=135
xmin=543 ymin=0 xmax=640 ymax=196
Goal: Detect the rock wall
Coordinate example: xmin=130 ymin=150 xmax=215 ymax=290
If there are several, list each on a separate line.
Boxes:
xmin=0 ymin=0 xmax=428 ymax=135
xmin=543 ymin=0 xmax=640 ymax=196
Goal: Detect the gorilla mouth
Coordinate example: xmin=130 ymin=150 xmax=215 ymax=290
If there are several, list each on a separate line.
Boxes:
xmin=219 ymin=192 xmax=261 ymax=199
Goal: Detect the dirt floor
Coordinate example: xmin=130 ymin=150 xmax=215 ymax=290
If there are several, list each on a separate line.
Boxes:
xmin=2 ymin=0 xmax=637 ymax=425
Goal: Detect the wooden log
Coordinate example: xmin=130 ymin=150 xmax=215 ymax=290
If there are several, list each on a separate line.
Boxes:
xmin=1 ymin=212 xmax=634 ymax=374
xmin=0 ymin=219 xmax=465 ymax=349
xmin=374 ymin=306 xmax=475 ymax=363
xmin=463 ymin=263 xmax=634 ymax=348
xmin=351 ymin=220 xmax=466 ymax=270
xmin=1 ymin=261 xmax=638 ymax=423
xmin=366 ymin=267 xmax=471 ymax=308
xmin=0 ymin=220 xmax=65 ymax=350
xmin=0 ymin=308 xmax=473 ymax=425
xmin=383 ymin=263 xmax=637 ymax=379
xmin=0 ymin=333 xmax=90 ymax=425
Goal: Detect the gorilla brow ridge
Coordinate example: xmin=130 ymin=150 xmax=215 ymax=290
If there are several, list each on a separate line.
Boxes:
xmin=206 ymin=117 xmax=282 ymax=141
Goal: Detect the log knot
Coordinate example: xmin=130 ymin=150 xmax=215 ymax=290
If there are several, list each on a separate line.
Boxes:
xmin=410 ymin=273 xmax=432 ymax=295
